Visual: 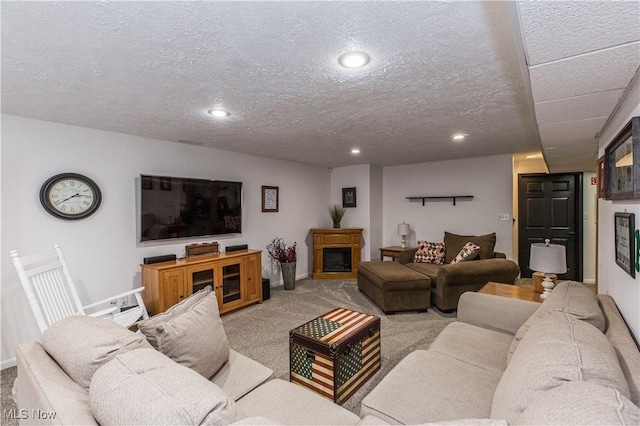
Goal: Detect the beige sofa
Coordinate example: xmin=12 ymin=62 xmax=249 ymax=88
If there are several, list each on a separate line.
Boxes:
xmin=14 ymin=288 xmax=361 ymax=425
xmin=359 ymin=281 xmax=640 ymax=425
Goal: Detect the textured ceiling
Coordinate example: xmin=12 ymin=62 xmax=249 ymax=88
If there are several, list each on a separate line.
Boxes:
xmin=1 ymin=1 xmax=638 ymax=171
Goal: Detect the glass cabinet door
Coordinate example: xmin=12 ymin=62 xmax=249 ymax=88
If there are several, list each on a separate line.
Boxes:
xmin=187 ymin=266 xmax=215 ymax=294
xmin=222 ymin=263 xmax=242 ymax=304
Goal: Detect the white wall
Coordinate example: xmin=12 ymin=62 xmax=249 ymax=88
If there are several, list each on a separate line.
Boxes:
xmin=330 ymin=164 xmax=373 ymax=261
xmin=369 ymin=166 xmax=383 ymax=260
xmin=383 ymin=155 xmax=514 ymax=258
xmin=1 ymin=114 xmax=330 ymax=366
xmin=597 ymin=71 xmax=640 ymax=341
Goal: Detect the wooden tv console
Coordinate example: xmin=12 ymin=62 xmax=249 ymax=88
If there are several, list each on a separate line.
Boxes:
xmin=141 ymin=249 xmax=262 ymax=315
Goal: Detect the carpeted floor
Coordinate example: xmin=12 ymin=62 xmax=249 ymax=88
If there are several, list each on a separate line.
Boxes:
xmin=0 ymin=278 xmax=455 ymax=423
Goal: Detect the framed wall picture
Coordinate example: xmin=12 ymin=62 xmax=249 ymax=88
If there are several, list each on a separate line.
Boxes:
xmin=597 ymin=155 xmax=606 ymax=199
xmin=606 ymin=116 xmax=640 ymax=200
xmin=342 ymin=187 xmax=357 ymax=208
xmin=262 ymin=186 xmax=279 ymax=212
xmin=614 ymin=212 xmax=635 ymax=277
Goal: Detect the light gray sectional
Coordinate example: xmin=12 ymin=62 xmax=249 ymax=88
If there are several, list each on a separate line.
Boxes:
xmin=14 ymin=287 xmax=361 ymax=425
xmin=13 ymin=282 xmax=640 ymax=425
xmin=360 ymin=281 xmax=640 ymax=425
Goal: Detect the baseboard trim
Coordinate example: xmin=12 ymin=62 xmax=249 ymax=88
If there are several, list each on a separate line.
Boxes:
xmin=272 ymin=272 xmax=310 ymax=287
xmin=583 ymin=279 xmax=596 ymax=284
xmin=1 ymin=358 xmax=17 ymax=370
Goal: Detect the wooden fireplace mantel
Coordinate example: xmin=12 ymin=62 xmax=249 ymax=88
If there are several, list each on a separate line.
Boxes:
xmin=311 ymin=228 xmax=363 ymax=279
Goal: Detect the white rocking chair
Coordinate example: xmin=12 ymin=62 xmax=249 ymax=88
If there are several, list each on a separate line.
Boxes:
xmin=10 ymin=243 xmax=149 ymax=333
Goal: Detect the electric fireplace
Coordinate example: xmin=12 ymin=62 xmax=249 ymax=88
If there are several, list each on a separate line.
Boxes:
xmin=311 ymin=228 xmax=363 ymax=279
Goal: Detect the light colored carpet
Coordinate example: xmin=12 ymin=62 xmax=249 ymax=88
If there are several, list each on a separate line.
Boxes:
xmin=221 ymin=278 xmax=456 ymax=414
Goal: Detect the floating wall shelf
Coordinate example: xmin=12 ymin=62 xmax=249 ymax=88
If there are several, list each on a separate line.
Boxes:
xmin=406 ymin=196 xmax=474 ymax=206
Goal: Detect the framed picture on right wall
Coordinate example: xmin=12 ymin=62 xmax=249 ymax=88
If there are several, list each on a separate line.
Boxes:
xmin=606 ymin=116 xmax=640 ymax=200
xmin=614 ymin=212 xmax=635 ymax=278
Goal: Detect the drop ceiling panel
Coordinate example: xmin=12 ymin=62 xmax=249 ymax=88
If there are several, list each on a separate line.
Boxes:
xmin=529 ymin=43 xmax=640 ymax=102
xmin=534 ymin=90 xmax=624 ymax=126
xmin=538 ymin=117 xmax=605 ymax=147
xmin=518 ymin=1 xmax=640 ymax=66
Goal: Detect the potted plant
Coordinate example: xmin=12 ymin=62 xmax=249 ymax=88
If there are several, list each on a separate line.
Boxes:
xmin=266 ymin=237 xmax=297 ymax=290
xmin=328 ymin=204 xmax=346 ymax=228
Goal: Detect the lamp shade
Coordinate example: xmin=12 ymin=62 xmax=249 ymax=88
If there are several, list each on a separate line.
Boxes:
xmin=397 ymin=223 xmax=410 ymax=236
xmin=529 ymin=241 xmax=567 ymax=274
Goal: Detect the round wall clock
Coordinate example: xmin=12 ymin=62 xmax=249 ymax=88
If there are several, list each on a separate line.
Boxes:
xmin=39 ymin=173 xmax=102 ymax=220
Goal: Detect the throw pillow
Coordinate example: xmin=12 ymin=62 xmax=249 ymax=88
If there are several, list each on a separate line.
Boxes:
xmin=41 ymin=315 xmax=152 ymax=389
xmin=90 ymin=348 xmax=237 ymax=425
xmin=450 ymin=242 xmax=480 ymax=264
xmin=444 ymin=232 xmax=496 ymax=263
xmin=506 ymin=281 xmax=606 ymax=362
xmin=491 ymin=311 xmax=630 ymax=423
xmin=514 ymin=382 xmax=640 ymax=425
xmin=413 ymin=241 xmax=445 ymax=264
xmin=137 ymin=285 xmax=211 ymax=348
xmin=138 ymin=286 xmax=231 ymax=379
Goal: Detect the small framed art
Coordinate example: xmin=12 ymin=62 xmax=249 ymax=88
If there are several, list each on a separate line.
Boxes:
xmin=342 ymin=187 xmax=356 ymax=208
xmin=598 ymin=155 xmax=606 ymax=199
xmin=262 ymin=186 xmax=279 ymax=212
xmin=614 ymin=212 xmax=635 ymax=277
xmin=606 ymin=117 xmax=640 ymax=200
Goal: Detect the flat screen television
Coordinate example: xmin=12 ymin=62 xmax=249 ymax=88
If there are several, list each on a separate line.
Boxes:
xmin=140 ymin=175 xmax=242 ymax=242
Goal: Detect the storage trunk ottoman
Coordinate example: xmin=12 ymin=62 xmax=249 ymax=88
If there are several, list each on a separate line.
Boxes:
xmin=357 ymin=261 xmax=431 ymax=313
xmin=289 ymin=308 xmax=381 ymax=404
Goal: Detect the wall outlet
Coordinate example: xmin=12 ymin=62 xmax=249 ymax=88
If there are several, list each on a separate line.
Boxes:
xmin=498 ymin=213 xmax=510 ymax=221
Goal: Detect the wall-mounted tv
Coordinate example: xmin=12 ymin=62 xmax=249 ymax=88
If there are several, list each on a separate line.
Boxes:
xmin=140 ymin=175 xmax=242 ymax=242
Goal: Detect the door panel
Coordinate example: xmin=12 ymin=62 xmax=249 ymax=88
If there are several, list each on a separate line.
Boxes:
xmin=518 ymin=174 xmax=582 ymax=281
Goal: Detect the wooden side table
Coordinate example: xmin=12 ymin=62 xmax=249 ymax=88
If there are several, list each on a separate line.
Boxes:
xmin=478 ymin=282 xmax=542 ymax=303
xmin=379 ymin=246 xmax=415 ymax=261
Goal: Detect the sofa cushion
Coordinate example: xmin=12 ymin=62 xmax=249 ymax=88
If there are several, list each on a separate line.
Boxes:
xmin=138 ymin=286 xmax=230 ymax=379
xmin=491 ymin=311 xmax=631 ymax=423
xmin=414 ymin=241 xmax=445 ymax=264
xmin=429 ymin=322 xmax=513 ymax=375
xmin=41 ymin=315 xmax=151 ymax=389
xmin=358 ymin=261 xmax=431 ymax=291
xmin=235 ymin=379 xmax=361 ymax=425
xmin=361 ymin=350 xmax=502 ymax=424
xmin=450 ymin=242 xmax=480 ymax=264
xmin=404 ymin=262 xmax=441 ymax=281
xmin=90 ymin=348 xmax=237 ymax=425
xmin=211 ymin=349 xmax=274 ymax=401
xmin=444 ymin=232 xmax=496 ymax=263
xmin=507 ymin=281 xmax=606 ymax=362
xmin=514 ymin=381 xmax=640 ymax=425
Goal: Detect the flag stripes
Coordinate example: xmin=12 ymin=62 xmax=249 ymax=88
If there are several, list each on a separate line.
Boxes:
xmin=290 ymin=308 xmax=380 ymax=404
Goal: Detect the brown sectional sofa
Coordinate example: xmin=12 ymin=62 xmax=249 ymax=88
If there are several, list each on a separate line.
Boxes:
xmin=358 ymin=232 xmax=521 ymax=312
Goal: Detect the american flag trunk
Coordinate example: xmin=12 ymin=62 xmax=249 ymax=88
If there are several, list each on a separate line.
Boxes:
xmin=289 ymin=308 xmax=381 ymax=404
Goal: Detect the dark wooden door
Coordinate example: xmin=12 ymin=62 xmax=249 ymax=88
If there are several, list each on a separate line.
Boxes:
xmin=518 ymin=173 xmax=582 ymax=281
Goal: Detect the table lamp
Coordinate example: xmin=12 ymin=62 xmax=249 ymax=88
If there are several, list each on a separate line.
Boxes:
xmin=397 ymin=222 xmax=410 ymax=248
xmin=529 ymin=239 xmax=567 ymax=299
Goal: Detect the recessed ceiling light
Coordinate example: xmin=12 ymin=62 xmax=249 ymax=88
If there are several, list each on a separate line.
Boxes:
xmin=351 ymin=148 xmax=361 ymax=155
xmin=338 ymin=51 xmax=370 ymax=69
xmin=451 ymin=133 xmax=466 ymax=141
xmin=207 ymin=108 xmax=230 ymax=118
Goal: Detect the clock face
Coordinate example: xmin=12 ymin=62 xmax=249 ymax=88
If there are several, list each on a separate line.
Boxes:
xmin=40 ymin=173 xmax=102 ymax=220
